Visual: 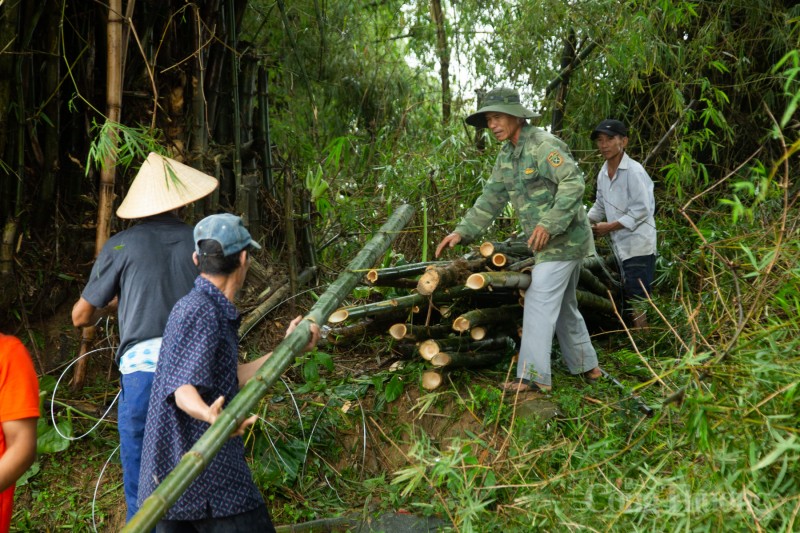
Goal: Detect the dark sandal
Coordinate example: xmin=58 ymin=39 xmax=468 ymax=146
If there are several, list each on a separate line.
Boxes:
xmin=582 ymin=370 xmax=601 ymax=384
xmin=502 ymin=378 xmax=547 ymax=393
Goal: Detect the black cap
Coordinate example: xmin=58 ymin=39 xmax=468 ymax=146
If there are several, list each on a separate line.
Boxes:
xmin=591 ymin=119 xmax=628 ymax=140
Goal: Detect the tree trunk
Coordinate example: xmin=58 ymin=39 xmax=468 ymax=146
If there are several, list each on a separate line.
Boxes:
xmin=430 ymin=0 xmax=450 ymax=123
xmin=551 ymin=29 xmax=576 ymax=137
xmin=126 ymin=205 xmax=416 ymax=531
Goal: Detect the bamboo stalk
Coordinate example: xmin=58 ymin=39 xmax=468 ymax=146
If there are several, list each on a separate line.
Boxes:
xmin=470 ymin=326 xmax=486 ymax=340
xmin=388 ymin=322 xmax=453 ymax=341
xmin=365 ymin=261 xmax=438 ymax=283
xmin=325 ymin=308 xmax=416 ymax=345
xmin=329 ymin=285 xmax=472 ymax=324
xmin=576 ymin=289 xmax=615 ymax=313
xmin=479 ymin=240 xmax=532 ymax=258
xmin=422 ymin=370 xmax=445 ymax=391
xmin=579 ymin=267 xmax=611 ymax=297
xmin=507 ymin=256 xmax=536 ymax=272
xmin=418 ymin=335 xmax=514 ymax=359
xmin=125 ymin=205 xmax=415 ymax=532
xmin=452 ymin=304 xmax=523 ymax=332
xmin=416 ymin=258 xmax=486 ymax=295
xmin=430 ymin=350 xmax=510 ymax=369
xmin=364 ymin=277 xmax=419 ymax=289
xmin=238 ymin=267 xmax=316 ymax=338
xmin=392 ymin=342 xmax=418 ymax=359
xmin=465 ymin=271 xmax=531 ymax=291
xmin=490 ymin=253 xmax=508 ymax=268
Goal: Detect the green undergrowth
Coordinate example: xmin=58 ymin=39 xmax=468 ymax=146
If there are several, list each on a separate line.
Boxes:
xmin=16 ymin=173 xmax=800 ymax=532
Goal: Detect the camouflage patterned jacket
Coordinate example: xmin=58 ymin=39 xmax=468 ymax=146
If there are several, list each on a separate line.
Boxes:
xmin=454 ymin=125 xmax=593 ymax=263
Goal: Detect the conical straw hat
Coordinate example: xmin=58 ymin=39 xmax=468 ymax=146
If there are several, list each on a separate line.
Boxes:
xmin=116 ymin=152 xmax=219 ymax=219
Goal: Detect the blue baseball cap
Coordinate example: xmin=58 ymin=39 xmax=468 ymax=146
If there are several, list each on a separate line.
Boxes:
xmin=194 ymin=213 xmax=262 ymax=256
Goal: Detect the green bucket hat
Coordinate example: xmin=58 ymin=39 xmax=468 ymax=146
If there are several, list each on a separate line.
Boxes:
xmin=466 ymin=87 xmax=540 ymax=128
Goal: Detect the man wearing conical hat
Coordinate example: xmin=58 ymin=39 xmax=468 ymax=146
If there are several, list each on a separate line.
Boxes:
xmin=435 ymin=87 xmax=602 ymax=393
xmin=71 ymin=153 xmax=218 ymax=523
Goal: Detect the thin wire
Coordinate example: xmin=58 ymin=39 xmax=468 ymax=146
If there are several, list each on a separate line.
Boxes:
xmin=279 ymin=377 xmax=306 ymax=443
xmin=301 ymin=395 xmax=335 ymax=479
xmin=92 ymin=444 xmax=120 ymax=532
xmin=50 ymin=346 xmax=120 ymax=441
xmin=257 ymin=418 xmax=292 ymax=472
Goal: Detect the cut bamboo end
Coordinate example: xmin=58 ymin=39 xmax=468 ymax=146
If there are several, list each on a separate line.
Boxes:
xmin=388 ymin=323 xmax=407 ymax=340
xmin=470 ymin=326 xmax=486 ymax=340
xmin=418 ymin=339 xmax=440 ymax=360
xmin=452 ymin=316 xmax=470 ymax=332
xmin=479 ymin=242 xmax=495 ymax=257
xmin=365 ymin=270 xmax=379 ymax=284
xmin=491 ymin=253 xmax=507 ymax=268
xmin=411 ymin=305 xmax=420 ymax=314
xmin=328 ymin=308 xmax=350 ymax=324
xmin=439 ymin=305 xmax=452 ymax=318
xmin=465 ymin=273 xmax=487 ymax=290
xmin=422 ymin=370 xmax=444 ymax=391
xmin=416 ymin=270 xmax=440 ymax=296
xmin=430 ymin=352 xmax=451 ymax=368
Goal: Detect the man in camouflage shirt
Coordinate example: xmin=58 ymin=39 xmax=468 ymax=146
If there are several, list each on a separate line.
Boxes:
xmin=436 ymin=87 xmax=601 ymax=392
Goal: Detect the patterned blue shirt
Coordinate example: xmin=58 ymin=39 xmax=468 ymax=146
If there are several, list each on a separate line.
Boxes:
xmin=137 ymin=276 xmax=265 ymax=520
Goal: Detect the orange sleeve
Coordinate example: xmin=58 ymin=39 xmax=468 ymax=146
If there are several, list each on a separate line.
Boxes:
xmin=0 ymin=335 xmax=40 ymax=423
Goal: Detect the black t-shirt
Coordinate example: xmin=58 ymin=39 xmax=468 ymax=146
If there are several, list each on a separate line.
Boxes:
xmin=81 ymin=213 xmax=197 ymax=361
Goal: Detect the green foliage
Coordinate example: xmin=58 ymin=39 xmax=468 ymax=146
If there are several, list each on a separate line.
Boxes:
xmin=85 ymin=120 xmax=164 ymax=175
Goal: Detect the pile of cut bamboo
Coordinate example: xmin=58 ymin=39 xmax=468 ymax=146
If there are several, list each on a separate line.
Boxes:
xmin=325 ymin=238 xmax=620 ymax=391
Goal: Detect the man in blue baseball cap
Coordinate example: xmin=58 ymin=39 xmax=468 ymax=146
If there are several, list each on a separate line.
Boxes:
xmin=138 ymin=213 xmax=320 ymax=531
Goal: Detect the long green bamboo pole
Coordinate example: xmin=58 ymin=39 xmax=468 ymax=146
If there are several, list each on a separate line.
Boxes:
xmin=327 ymin=285 xmax=473 ymax=323
xmin=124 ymin=204 xmax=415 ymax=532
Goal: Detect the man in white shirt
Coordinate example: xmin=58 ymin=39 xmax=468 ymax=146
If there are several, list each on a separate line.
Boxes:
xmin=587 ymin=119 xmax=657 ymax=328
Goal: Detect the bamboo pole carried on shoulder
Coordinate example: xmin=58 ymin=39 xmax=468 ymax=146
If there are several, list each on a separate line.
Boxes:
xmin=125 ymin=204 xmax=415 ymax=532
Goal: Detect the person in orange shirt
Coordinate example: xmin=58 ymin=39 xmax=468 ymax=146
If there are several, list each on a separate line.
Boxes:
xmin=0 ymin=334 xmax=39 ymax=532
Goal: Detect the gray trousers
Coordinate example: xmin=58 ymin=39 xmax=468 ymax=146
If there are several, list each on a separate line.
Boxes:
xmin=518 ymin=259 xmax=598 ymax=386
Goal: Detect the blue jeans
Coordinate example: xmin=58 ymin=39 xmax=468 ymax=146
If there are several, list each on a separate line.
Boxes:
xmin=622 ymin=254 xmax=656 ymax=301
xmin=119 ymin=371 xmax=155 ymax=522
